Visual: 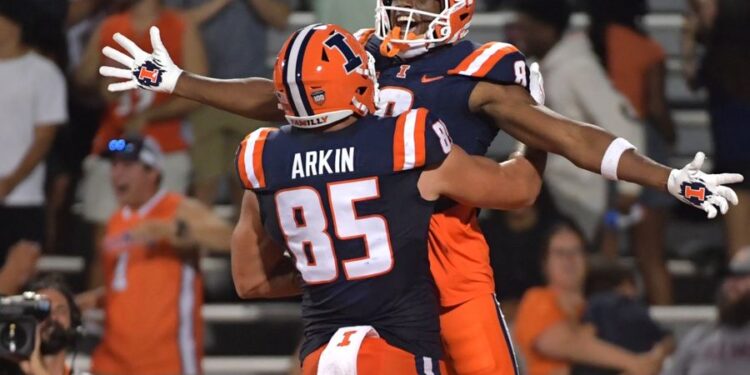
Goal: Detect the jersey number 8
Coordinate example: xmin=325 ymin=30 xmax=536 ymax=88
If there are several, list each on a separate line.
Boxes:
xmin=275 ymin=177 xmax=394 ymax=284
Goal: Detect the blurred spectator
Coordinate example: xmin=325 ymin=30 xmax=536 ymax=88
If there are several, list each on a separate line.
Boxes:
xmin=513 ymin=220 xmax=665 ymax=375
xmin=0 ymin=241 xmax=41 ymax=296
xmin=572 ymin=257 xmax=674 ymax=375
xmin=78 ymin=137 xmax=232 ymax=375
xmin=163 ymin=0 xmax=293 ymax=210
xmin=25 ymin=0 xmax=70 ymax=70
xmin=508 ymin=0 xmax=645 ymax=242
xmin=684 ymin=0 xmax=750 ymax=258
xmin=479 ymin=185 xmax=561 ymax=319
xmin=0 ymin=0 xmax=67 ymax=264
xmin=314 ymin=0 xmax=372 ymax=32
xmin=75 ymin=0 xmax=207 ymax=253
xmin=45 ymin=1 xmax=109 ymax=254
xmin=18 ymin=274 xmax=82 ymax=375
xmin=585 ymin=0 xmax=677 ymax=305
xmin=662 ymin=248 xmax=750 ymax=375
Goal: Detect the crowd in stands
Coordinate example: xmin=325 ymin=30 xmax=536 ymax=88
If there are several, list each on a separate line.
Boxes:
xmin=0 ymin=0 xmax=749 ymax=374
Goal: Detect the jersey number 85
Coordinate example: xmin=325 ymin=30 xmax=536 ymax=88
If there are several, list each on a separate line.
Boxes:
xmin=275 ymin=177 xmax=394 ymax=284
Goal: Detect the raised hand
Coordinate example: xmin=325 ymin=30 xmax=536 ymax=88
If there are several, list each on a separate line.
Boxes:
xmin=99 ymin=26 xmax=183 ymax=93
xmin=667 ymin=152 xmax=744 ymax=218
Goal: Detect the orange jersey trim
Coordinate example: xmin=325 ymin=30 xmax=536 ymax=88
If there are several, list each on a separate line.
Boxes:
xmin=448 ymin=42 xmax=519 ymax=78
xmin=238 ymin=128 xmax=276 ymax=189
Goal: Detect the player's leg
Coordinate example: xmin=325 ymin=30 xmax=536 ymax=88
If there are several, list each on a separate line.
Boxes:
xmin=302 ymin=337 xmax=439 ymax=375
xmin=440 ymin=294 xmax=519 ymax=375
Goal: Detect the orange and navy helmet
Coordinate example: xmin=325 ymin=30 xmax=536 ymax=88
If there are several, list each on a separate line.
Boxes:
xmin=376 ymin=0 xmax=476 ymax=58
xmin=273 ymin=24 xmax=377 ymax=129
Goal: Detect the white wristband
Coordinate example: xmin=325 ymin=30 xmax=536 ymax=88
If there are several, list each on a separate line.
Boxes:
xmin=601 ymin=137 xmax=636 ymax=181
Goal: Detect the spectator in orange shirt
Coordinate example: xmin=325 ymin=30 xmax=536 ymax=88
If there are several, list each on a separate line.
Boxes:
xmin=585 ymin=0 xmax=677 ymax=306
xmin=513 ymin=219 xmax=665 ymax=375
xmin=77 ymin=136 xmax=232 ymax=375
xmin=75 ymin=0 xmax=207 ymax=257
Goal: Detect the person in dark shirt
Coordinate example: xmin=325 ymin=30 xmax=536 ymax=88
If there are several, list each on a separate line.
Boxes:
xmin=573 ymin=258 xmax=674 ymax=375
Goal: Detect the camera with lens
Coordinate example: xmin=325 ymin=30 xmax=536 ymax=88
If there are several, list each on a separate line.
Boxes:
xmin=0 ymin=292 xmax=50 ymax=362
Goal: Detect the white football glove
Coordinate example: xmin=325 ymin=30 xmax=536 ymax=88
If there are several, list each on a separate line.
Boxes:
xmin=529 ymin=62 xmax=545 ymax=105
xmin=99 ymin=26 xmax=182 ymax=93
xmin=667 ymin=152 xmax=744 ymax=219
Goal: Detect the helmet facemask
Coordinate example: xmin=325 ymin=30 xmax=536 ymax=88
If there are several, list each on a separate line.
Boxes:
xmin=375 ymin=0 xmax=472 ymax=58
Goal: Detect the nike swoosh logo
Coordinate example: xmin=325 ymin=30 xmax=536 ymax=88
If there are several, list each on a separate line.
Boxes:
xmin=421 ymin=75 xmax=444 ymax=83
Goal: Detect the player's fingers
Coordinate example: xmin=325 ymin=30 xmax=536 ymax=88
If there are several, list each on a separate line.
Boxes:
xmin=108 ymin=80 xmax=139 ymax=92
xmin=102 ymin=46 xmax=134 ymax=67
xmin=113 ymin=33 xmax=145 ymax=58
xmin=710 ymin=195 xmax=730 ymax=215
xmin=713 ymin=173 xmax=745 ymax=186
xmin=150 ymin=26 xmax=167 ymax=53
xmin=687 ymin=152 xmax=705 ymax=171
xmin=702 ymin=201 xmax=718 ymax=219
xmin=715 ymin=186 xmax=740 ymax=206
xmin=99 ymin=66 xmax=133 ymax=80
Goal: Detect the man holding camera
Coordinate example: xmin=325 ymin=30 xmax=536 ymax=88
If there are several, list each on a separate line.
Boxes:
xmin=0 ymin=274 xmax=80 ymax=375
xmin=18 ymin=275 xmax=80 ymax=375
xmin=77 ymin=136 xmax=232 ymax=375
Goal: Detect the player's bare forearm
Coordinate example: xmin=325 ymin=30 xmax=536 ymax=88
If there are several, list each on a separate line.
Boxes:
xmin=245 ymin=259 xmax=303 ymax=299
xmin=174 ymin=73 xmax=285 ymax=122
xmin=232 ymin=233 xmax=302 ymax=299
xmin=142 ymin=96 xmax=201 ymax=123
xmin=422 ymin=145 xmax=541 ymax=209
xmin=232 ymin=192 xmax=302 ymax=298
xmin=474 ymin=83 xmax=672 ymax=191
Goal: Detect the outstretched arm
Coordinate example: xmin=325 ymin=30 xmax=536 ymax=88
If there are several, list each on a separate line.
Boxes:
xmin=99 ymin=26 xmax=285 ymax=122
xmin=471 ymin=82 xmax=743 ymax=218
xmin=231 ymin=191 xmax=302 ymax=299
xmin=174 ymin=74 xmax=284 ymax=121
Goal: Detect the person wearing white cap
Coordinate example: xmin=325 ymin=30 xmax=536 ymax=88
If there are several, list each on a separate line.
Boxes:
xmin=76 ymin=136 xmax=233 ymax=375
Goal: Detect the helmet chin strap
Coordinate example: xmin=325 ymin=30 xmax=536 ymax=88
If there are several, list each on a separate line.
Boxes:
xmin=380 ymin=27 xmax=433 ymax=59
xmin=286 ymin=109 xmax=354 ymax=129
xmin=397 ymin=44 xmax=431 ymax=59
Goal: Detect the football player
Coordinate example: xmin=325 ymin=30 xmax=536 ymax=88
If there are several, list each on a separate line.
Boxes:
xmin=98 ymin=2 xmax=744 ymax=373
xmin=230 ymin=24 xmax=542 ymax=375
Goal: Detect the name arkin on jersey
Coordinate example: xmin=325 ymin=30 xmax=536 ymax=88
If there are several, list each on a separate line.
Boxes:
xmin=292 ymin=147 xmax=355 ymax=180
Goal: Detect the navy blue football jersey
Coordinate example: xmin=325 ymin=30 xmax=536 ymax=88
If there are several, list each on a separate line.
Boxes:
xmin=235 ymin=109 xmax=453 ymax=361
xmin=363 ymin=33 xmax=530 ymax=156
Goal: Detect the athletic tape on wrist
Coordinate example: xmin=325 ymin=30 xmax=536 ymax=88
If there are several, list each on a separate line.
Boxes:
xmin=601 ymin=137 xmax=636 ymax=181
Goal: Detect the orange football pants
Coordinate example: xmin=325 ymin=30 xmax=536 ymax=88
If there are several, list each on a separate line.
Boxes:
xmin=440 ymin=294 xmax=519 ymax=375
xmin=302 ymin=337 xmax=441 ymax=375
